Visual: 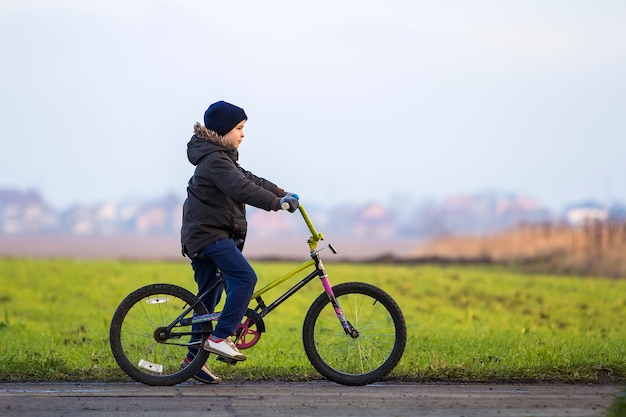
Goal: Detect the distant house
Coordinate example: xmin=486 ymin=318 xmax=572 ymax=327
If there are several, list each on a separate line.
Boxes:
xmin=0 ymin=189 xmax=58 ymax=234
xmin=566 ymin=201 xmax=608 ymax=226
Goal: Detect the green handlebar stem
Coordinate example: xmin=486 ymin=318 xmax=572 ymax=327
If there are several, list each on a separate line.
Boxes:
xmin=297 ymin=204 xmax=324 ymax=250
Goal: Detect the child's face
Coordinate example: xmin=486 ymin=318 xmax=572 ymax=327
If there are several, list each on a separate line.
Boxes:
xmin=223 ymin=120 xmax=246 ymax=149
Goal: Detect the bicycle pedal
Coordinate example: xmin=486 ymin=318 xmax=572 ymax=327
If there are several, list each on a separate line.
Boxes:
xmin=216 ymin=355 xmax=238 ymax=366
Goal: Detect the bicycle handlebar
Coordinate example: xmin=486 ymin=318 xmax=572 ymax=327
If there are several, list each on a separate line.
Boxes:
xmin=297 ymin=204 xmax=324 ymax=250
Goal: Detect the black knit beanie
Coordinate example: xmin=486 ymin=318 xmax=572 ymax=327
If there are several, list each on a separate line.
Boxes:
xmin=203 ymin=101 xmax=247 ymax=136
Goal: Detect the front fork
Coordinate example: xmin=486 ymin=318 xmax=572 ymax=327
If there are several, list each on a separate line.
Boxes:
xmin=319 ymin=271 xmax=359 ymax=339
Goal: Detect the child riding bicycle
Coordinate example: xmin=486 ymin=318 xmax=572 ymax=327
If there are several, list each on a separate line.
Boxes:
xmin=180 ymin=100 xmax=299 ymax=384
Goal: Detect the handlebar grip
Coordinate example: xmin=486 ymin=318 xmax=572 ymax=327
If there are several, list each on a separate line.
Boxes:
xmin=281 ymin=202 xmax=290 ymax=210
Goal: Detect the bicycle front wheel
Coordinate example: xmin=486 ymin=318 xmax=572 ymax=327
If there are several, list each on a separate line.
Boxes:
xmin=302 ymin=282 xmax=406 ymax=386
xmin=109 ymin=283 xmax=211 ymax=386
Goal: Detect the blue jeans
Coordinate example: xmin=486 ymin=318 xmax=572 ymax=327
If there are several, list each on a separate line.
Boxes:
xmin=188 ymin=238 xmax=257 ymax=357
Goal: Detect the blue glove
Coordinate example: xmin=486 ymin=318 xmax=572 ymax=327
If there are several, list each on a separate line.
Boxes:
xmin=285 ymin=192 xmax=299 ymax=200
xmin=279 ymin=195 xmax=299 ymax=212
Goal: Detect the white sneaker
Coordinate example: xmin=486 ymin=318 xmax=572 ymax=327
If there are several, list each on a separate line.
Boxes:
xmin=203 ymin=336 xmax=247 ymax=361
xmin=180 ymin=356 xmax=222 ymax=384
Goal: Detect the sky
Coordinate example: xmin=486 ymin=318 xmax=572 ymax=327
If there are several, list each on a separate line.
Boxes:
xmin=1 ymin=0 xmax=625 ymax=212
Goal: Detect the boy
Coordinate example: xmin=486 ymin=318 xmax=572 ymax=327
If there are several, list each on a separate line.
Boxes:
xmin=180 ymin=100 xmax=299 ymax=384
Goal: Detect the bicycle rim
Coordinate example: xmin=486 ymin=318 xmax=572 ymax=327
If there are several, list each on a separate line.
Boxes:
xmin=303 ymin=282 xmax=406 ymax=385
xmin=109 ymin=284 xmax=210 ymax=386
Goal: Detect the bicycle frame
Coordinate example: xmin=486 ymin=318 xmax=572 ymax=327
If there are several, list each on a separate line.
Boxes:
xmin=173 ymin=204 xmax=356 ymax=341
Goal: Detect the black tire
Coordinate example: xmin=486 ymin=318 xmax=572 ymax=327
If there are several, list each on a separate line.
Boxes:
xmin=302 ymin=282 xmax=406 ymax=385
xmin=109 ymin=284 xmax=211 ymax=386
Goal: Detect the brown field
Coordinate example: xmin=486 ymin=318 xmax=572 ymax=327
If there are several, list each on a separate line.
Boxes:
xmin=0 ymin=234 xmax=424 ymax=262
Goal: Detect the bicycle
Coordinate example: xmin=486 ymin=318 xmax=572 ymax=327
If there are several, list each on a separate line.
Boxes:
xmin=109 ymin=204 xmax=407 ymax=386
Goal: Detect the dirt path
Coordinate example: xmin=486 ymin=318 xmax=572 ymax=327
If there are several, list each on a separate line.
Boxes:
xmin=0 ymin=381 xmax=621 ymax=417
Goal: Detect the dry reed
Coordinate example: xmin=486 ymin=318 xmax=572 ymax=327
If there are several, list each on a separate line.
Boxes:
xmin=415 ymin=220 xmax=626 ymax=278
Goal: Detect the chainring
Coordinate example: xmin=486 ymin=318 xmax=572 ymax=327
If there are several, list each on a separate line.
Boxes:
xmin=234 ymin=313 xmax=263 ymax=349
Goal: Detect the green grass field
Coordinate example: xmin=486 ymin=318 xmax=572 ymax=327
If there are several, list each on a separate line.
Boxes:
xmin=0 ymin=258 xmax=624 ymax=383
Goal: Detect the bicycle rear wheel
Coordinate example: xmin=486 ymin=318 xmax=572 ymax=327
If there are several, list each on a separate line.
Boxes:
xmin=109 ymin=283 xmax=211 ymax=386
xmin=302 ymin=282 xmax=406 ymax=386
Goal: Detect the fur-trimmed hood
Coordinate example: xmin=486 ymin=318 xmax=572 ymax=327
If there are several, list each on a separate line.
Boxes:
xmin=193 ymin=122 xmax=231 ymax=147
xmin=187 ymin=122 xmax=237 ymax=166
